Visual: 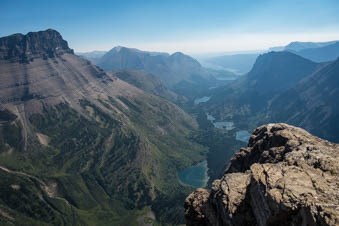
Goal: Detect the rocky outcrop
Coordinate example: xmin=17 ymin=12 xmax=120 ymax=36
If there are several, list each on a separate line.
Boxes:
xmin=185 ymin=123 xmax=339 ymax=226
xmin=0 ymin=29 xmax=73 ymax=62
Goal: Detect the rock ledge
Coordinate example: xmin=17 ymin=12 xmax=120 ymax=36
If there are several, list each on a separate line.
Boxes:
xmin=185 ymin=123 xmax=339 ymax=226
xmin=0 ymin=29 xmax=74 ymax=62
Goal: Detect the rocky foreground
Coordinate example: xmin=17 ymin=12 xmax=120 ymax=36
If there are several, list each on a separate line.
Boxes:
xmin=185 ymin=123 xmax=339 ymax=226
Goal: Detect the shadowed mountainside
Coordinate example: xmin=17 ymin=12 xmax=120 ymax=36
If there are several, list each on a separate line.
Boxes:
xmin=268 ymin=57 xmax=339 ymax=142
xmin=112 ymin=69 xmax=181 ymax=102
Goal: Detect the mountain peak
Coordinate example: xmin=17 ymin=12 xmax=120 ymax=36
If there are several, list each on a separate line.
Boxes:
xmin=110 ymin=46 xmax=143 ymax=54
xmin=171 ymin=51 xmax=184 ymax=56
xmin=250 ymin=51 xmax=316 ymax=75
xmin=0 ymin=29 xmax=73 ymax=62
xmin=240 ymin=50 xmax=318 ymax=100
xmin=257 ymin=50 xmax=311 ymax=61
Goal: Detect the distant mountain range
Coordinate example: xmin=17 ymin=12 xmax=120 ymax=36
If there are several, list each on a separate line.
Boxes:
xmin=96 ymin=46 xmax=230 ymax=88
xmin=284 ymin=40 xmax=338 ymax=52
xmin=81 ymin=46 xmax=237 ymax=99
xmin=204 ymin=50 xmax=339 ymax=142
xmin=289 ymin=41 xmax=339 ymax=62
xmin=204 ymin=40 xmax=339 ymax=75
xmin=205 ymin=51 xmax=319 ymax=122
xmin=77 ymin=50 xmax=107 ymax=64
xmin=97 ymin=46 xmax=202 ymax=86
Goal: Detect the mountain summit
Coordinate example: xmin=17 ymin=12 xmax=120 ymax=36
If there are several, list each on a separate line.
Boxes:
xmin=0 ymin=29 xmax=73 ymax=62
xmin=248 ymin=51 xmax=318 ymax=94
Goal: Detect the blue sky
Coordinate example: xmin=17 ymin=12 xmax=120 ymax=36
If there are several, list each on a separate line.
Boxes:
xmin=1 ymin=0 xmax=339 ymax=54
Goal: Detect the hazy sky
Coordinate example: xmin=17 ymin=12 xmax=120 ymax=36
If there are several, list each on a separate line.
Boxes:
xmin=1 ymin=0 xmax=339 ymax=54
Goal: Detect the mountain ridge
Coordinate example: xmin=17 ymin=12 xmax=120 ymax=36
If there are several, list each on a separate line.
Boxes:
xmin=0 ymin=29 xmax=206 ymax=225
xmin=0 ymin=29 xmax=74 ymax=62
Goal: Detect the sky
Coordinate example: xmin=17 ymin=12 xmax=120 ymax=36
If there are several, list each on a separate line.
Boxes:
xmin=1 ymin=0 xmax=339 ymax=54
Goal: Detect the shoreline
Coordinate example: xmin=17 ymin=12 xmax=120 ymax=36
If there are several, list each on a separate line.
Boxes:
xmin=177 ymin=160 xmax=210 ymax=188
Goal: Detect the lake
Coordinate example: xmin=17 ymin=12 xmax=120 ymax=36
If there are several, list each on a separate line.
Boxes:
xmin=215 ymin=76 xmax=238 ymax=81
xmin=194 ymin=96 xmax=211 ymax=105
xmin=213 ymin=121 xmax=235 ymax=130
xmin=178 ymin=160 xmax=209 ymax=188
xmin=236 ymin=130 xmax=251 ymax=143
xmin=206 ymin=113 xmax=234 ymax=130
xmin=206 ymin=113 xmax=215 ymax=121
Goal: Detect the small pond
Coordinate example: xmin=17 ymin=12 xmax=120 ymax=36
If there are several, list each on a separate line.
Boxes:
xmin=178 ymin=160 xmax=209 ymax=188
xmin=206 ymin=113 xmax=234 ymax=130
xmin=236 ymin=130 xmax=251 ymax=143
xmin=213 ymin=121 xmax=235 ymax=130
xmin=194 ymin=96 xmax=211 ymax=105
xmin=206 ymin=113 xmax=215 ymax=122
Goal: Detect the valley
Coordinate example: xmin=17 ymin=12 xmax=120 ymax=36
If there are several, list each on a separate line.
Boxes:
xmin=2 ymin=1 xmax=339 ymax=226
xmin=0 ymin=27 xmax=339 ymax=226
xmin=0 ymin=29 xmax=210 ymax=225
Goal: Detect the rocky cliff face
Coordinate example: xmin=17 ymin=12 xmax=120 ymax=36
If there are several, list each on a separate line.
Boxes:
xmin=0 ymin=29 xmax=73 ymax=62
xmin=185 ymin=123 xmax=339 ymax=226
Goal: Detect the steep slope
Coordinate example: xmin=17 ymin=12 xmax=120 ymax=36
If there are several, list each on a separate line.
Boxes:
xmin=205 ymin=51 xmax=319 ymax=123
xmin=112 ymin=69 xmax=180 ymax=102
xmin=268 ymin=58 xmax=339 ymax=142
xmin=185 ymin=123 xmax=339 ymax=226
xmin=0 ymin=29 xmax=205 ymax=225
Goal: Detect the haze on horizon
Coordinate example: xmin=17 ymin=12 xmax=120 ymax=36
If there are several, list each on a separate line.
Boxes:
xmin=1 ymin=0 xmax=339 ymax=54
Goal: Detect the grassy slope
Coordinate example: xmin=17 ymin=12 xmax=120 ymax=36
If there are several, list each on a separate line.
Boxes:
xmin=0 ymin=90 xmax=205 ymax=225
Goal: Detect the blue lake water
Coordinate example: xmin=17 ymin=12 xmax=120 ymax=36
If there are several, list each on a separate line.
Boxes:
xmin=236 ymin=130 xmax=251 ymax=143
xmin=215 ymin=76 xmax=238 ymax=81
xmin=178 ymin=160 xmax=209 ymax=188
xmin=213 ymin=121 xmax=235 ymax=130
xmin=206 ymin=113 xmax=234 ymax=130
xmin=206 ymin=113 xmax=215 ymax=121
xmin=194 ymin=96 xmax=211 ymax=105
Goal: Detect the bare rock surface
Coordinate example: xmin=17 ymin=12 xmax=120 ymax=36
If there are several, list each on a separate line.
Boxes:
xmin=185 ymin=123 xmax=339 ymax=226
xmin=0 ymin=29 xmax=73 ymax=62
